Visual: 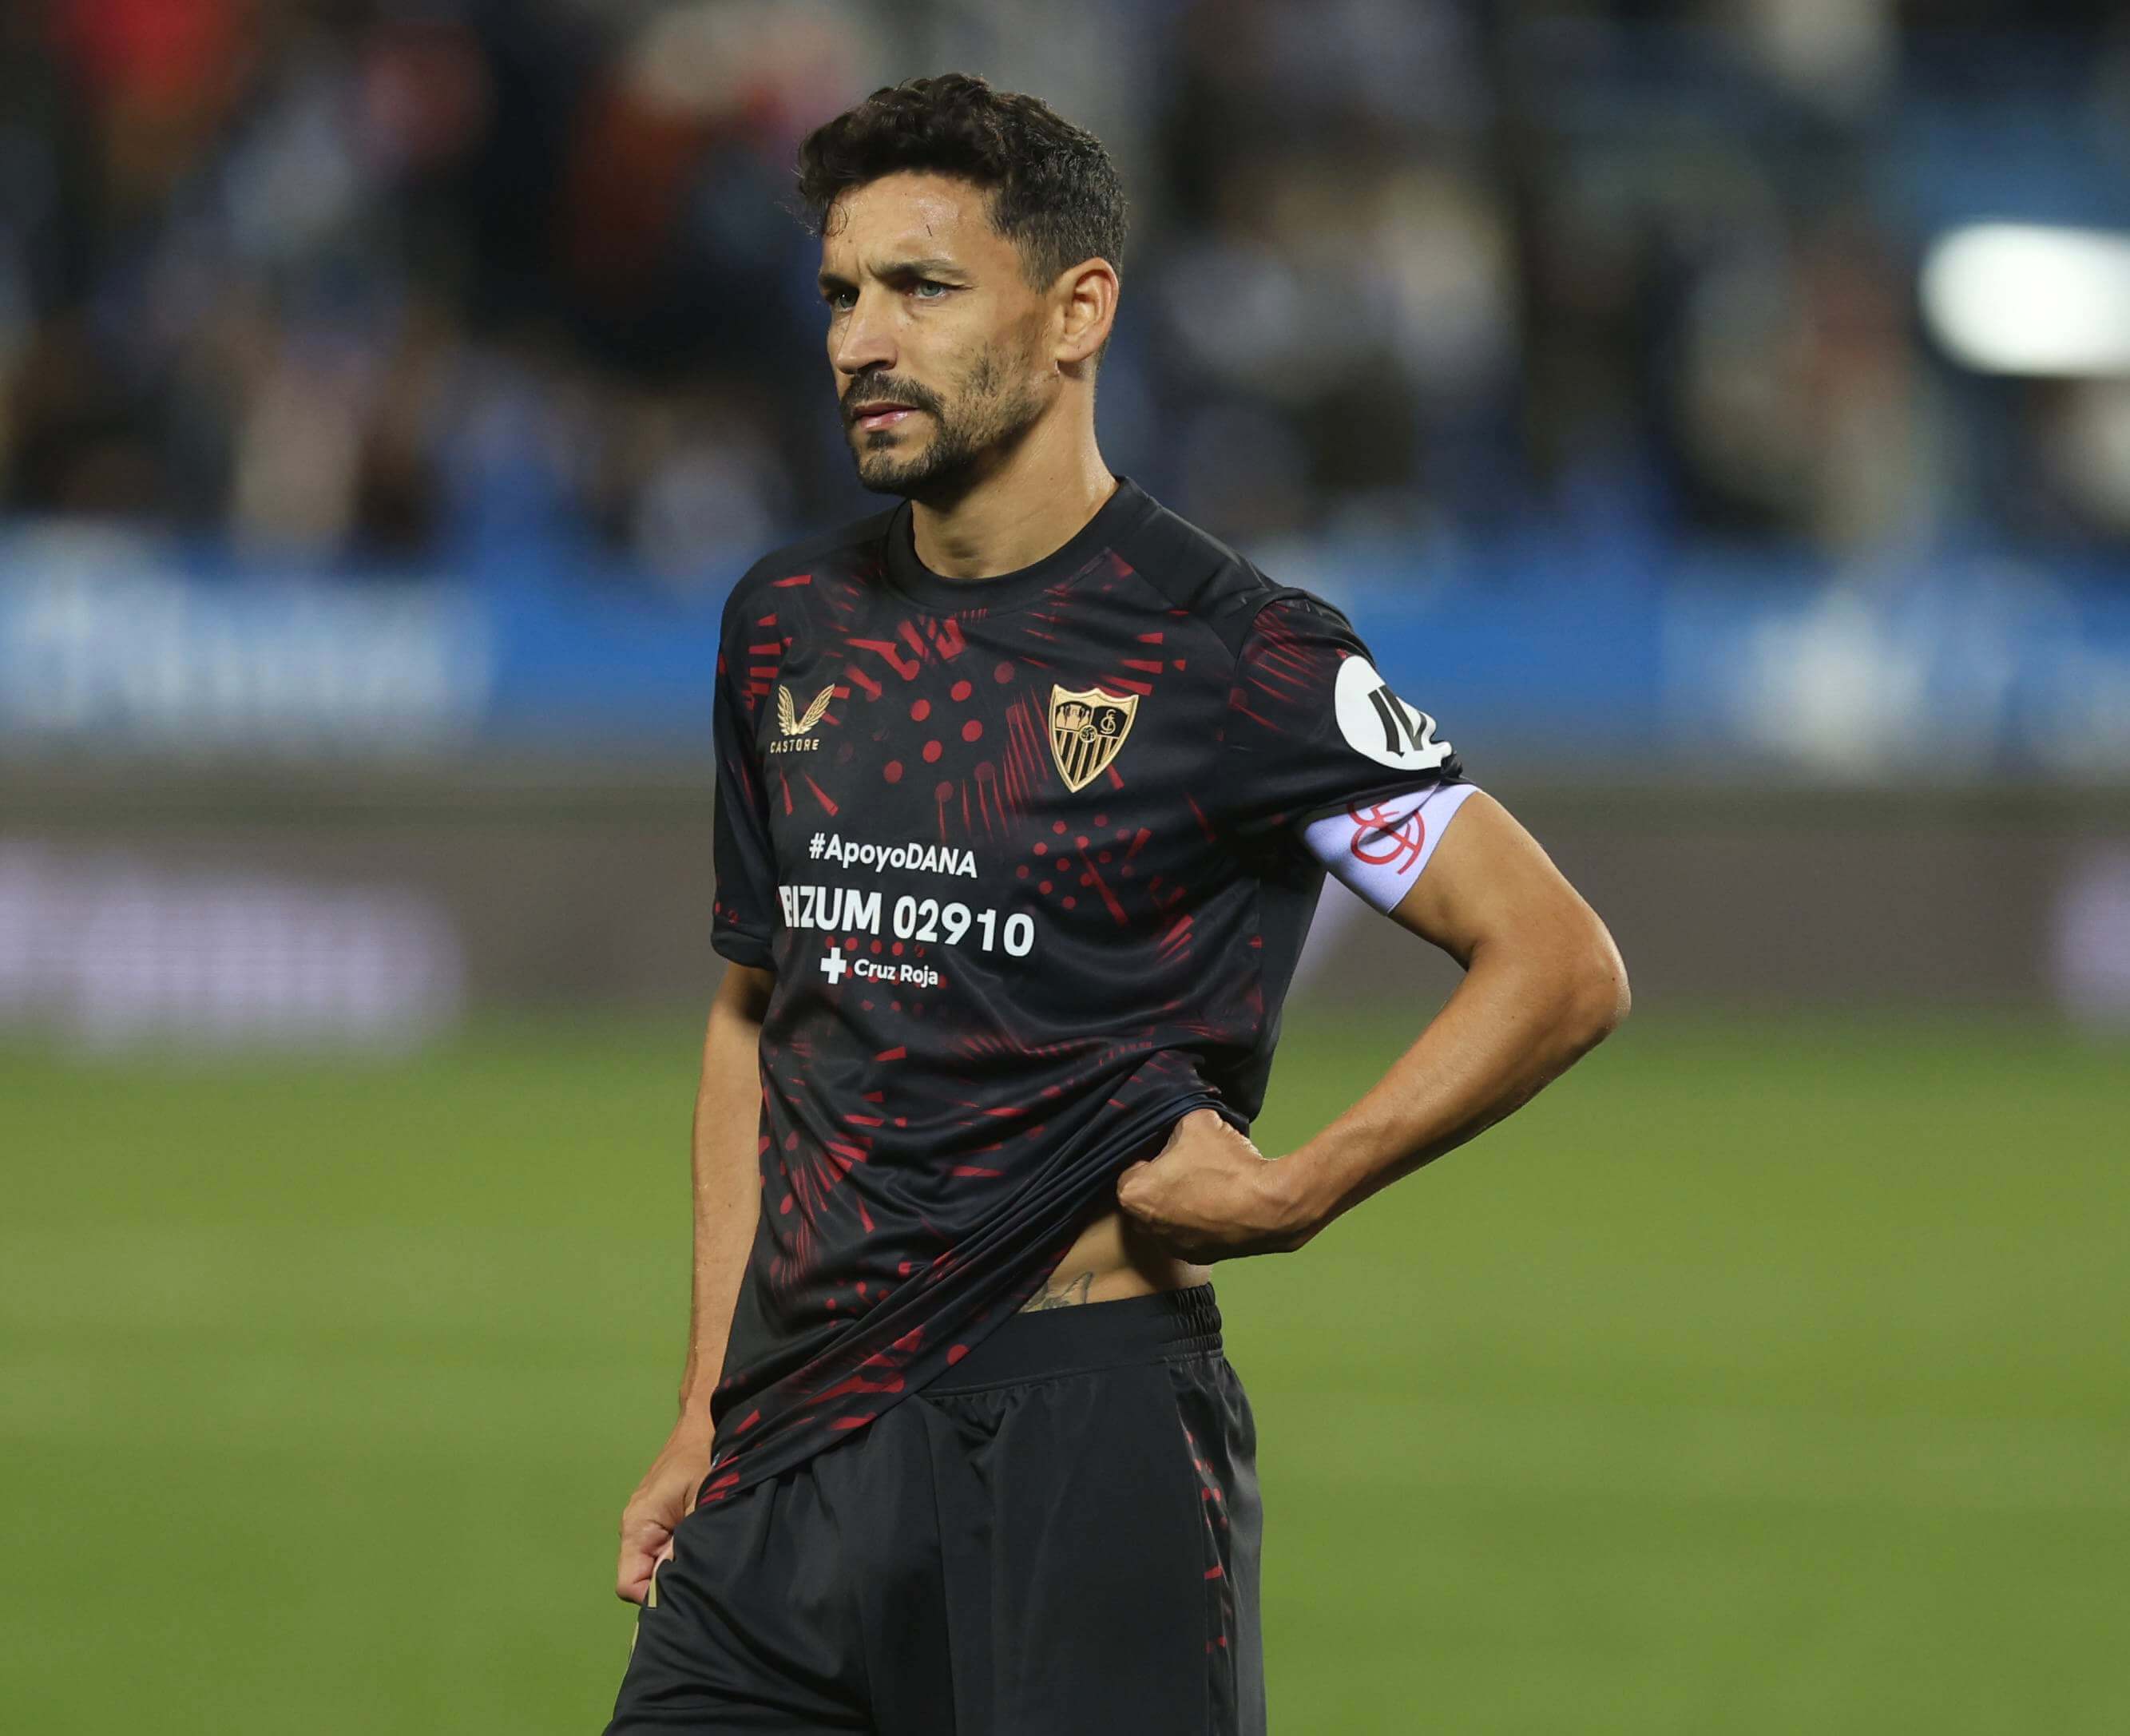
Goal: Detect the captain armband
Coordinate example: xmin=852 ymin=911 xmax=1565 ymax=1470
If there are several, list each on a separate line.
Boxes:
xmin=1299 ymin=783 xmax=1481 ymax=914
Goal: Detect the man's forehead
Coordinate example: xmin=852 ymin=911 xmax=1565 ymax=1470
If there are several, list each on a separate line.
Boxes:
xmin=821 ymin=172 xmax=1008 ymax=269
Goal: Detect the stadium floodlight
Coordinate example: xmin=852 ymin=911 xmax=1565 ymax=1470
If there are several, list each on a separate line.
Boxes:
xmin=1920 ymin=223 xmax=2130 ymax=377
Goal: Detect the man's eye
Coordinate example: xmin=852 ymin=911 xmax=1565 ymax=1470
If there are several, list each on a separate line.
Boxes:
xmin=910 ymin=281 xmax=949 ymax=300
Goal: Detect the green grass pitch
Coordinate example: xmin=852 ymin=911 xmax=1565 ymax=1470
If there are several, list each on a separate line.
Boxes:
xmin=4 ymin=1011 xmax=2127 ymax=1733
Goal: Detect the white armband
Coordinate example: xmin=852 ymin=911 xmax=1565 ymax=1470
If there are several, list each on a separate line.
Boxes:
xmin=1299 ymin=783 xmax=1480 ymax=913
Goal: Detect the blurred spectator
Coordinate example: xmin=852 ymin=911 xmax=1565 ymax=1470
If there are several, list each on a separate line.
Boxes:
xmin=0 ymin=0 xmax=2126 ymax=582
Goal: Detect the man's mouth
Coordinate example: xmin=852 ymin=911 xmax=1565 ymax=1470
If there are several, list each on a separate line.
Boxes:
xmin=849 ymin=403 xmax=923 ymax=433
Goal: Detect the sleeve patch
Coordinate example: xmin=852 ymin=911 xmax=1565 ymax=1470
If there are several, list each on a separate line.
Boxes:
xmin=1332 ymin=656 xmax=1455 ymax=773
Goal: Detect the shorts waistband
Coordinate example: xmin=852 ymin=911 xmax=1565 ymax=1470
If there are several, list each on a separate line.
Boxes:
xmin=926 ymin=1282 xmax=1224 ymax=1393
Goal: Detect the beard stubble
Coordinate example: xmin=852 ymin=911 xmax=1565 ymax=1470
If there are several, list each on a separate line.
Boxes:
xmin=849 ymin=340 xmax=1046 ymax=504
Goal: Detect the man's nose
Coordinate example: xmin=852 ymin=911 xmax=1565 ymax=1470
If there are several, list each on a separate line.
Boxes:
xmin=833 ymin=288 xmax=896 ymax=376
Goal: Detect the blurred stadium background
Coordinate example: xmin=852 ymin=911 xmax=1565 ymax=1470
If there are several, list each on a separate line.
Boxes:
xmin=4 ymin=2 xmax=2127 ymax=1732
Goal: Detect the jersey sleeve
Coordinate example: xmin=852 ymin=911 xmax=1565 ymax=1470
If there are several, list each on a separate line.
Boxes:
xmin=712 ymin=591 xmax=779 ymax=970
xmin=1219 ymin=592 xmax=1467 ymax=844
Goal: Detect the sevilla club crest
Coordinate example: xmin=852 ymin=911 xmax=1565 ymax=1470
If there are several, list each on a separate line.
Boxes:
xmin=1047 ymin=684 xmax=1139 ymax=792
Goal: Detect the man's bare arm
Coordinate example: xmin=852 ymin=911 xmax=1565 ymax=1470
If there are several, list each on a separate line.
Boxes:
xmin=1276 ymin=791 xmax=1628 ymax=1230
xmin=614 ymin=961 xmax=772 ymax=1605
xmin=1116 ymin=792 xmax=1628 ymax=1255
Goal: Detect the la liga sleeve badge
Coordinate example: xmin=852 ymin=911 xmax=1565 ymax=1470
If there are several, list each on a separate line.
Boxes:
xmin=1047 ymin=684 xmax=1140 ymax=791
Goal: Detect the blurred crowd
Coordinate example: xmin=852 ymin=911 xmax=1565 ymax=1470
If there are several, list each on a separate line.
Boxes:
xmin=5 ymin=0 xmax=2130 ymax=593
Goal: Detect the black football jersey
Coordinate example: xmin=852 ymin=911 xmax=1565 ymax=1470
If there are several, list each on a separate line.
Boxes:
xmin=700 ymin=478 xmax=1463 ymax=1503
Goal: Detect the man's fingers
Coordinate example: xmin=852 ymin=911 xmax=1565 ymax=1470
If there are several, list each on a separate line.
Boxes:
xmin=616 ymin=1540 xmax=655 ymax=1603
xmin=615 ymin=1539 xmax=676 ymax=1605
xmin=1116 ymin=1159 xmax=1163 ymax=1214
xmin=617 ymin=1511 xmax=676 ymax=1603
xmin=617 ymin=1528 xmax=685 ymax=1604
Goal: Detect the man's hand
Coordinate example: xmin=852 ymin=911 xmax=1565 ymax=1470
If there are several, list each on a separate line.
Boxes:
xmin=1115 ymin=1108 xmax=1318 ymax=1262
xmin=617 ymin=1416 xmax=716 ymax=1605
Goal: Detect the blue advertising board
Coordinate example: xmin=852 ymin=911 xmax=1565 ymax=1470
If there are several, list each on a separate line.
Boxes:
xmin=4 ymin=518 xmax=2128 ymax=779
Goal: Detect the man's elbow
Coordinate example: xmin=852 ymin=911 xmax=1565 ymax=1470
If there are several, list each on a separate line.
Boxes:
xmin=1556 ymin=914 xmax=1629 ymax=1054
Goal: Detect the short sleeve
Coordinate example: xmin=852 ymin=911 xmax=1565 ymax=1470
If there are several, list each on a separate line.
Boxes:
xmin=712 ymin=594 xmax=779 ymax=970
xmin=1220 ymin=593 xmax=1465 ymax=842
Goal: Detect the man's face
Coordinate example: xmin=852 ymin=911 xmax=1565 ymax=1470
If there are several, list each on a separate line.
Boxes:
xmin=819 ymin=172 xmax=1053 ymax=500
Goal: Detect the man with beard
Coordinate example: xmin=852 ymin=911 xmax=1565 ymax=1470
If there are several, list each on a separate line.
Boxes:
xmin=607 ymin=73 xmax=1628 ymax=1736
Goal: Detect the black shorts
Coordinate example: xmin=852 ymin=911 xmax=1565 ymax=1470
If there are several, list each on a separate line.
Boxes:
xmin=607 ymin=1284 xmax=1264 ymax=1735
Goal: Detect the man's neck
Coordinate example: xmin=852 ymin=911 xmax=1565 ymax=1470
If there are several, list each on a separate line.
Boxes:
xmin=908 ymin=421 xmax=1115 ymax=581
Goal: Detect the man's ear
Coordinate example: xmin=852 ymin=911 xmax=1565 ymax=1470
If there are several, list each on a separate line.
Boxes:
xmin=1053 ymin=258 xmax=1119 ymax=369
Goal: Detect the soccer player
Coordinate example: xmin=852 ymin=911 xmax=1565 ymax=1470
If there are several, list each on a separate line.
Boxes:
xmin=608 ymin=73 xmax=1628 ymax=1735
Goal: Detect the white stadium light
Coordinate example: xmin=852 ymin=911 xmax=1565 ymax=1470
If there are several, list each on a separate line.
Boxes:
xmin=1919 ymin=223 xmax=2130 ymax=377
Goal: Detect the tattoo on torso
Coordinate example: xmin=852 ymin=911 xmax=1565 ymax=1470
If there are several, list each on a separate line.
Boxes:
xmin=1021 ymin=1269 xmax=1095 ymax=1311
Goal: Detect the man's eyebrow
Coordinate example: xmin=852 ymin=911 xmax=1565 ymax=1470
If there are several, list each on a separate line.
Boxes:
xmin=817 ymin=257 xmax=969 ymax=292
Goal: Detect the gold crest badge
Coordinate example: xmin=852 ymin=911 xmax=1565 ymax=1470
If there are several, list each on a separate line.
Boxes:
xmin=1048 ymin=684 xmax=1140 ymax=792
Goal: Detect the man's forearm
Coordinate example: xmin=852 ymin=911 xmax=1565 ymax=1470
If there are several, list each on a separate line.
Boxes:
xmin=1280 ymin=916 xmax=1628 ymax=1239
xmin=676 ymin=964 xmax=773 ymax=1422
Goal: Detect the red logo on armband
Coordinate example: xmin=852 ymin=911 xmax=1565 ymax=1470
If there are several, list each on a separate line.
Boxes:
xmin=1345 ymin=803 xmax=1426 ymax=873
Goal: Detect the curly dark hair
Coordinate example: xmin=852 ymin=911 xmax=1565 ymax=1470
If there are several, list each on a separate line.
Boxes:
xmin=795 ymin=73 xmax=1127 ymax=287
